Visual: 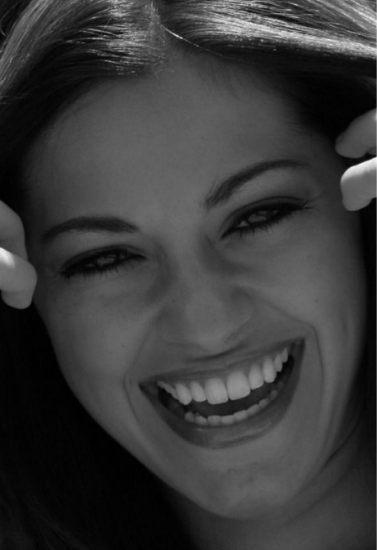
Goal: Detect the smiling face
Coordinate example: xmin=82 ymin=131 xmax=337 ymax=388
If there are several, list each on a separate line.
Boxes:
xmin=24 ymin=56 xmax=366 ymax=520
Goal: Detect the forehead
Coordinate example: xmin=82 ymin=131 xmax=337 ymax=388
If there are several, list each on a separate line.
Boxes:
xmin=24 ymin=57 xmax=305 ymax=222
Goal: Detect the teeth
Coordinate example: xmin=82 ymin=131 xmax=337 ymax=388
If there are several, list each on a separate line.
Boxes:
xmin=247 ymin=404 xmax=260 ymax=417
xmin=183 ymin=397 xmax=270 ymax=427
xmin=157 ymin=381 xmax=170 ymax=392
xmin=226 ymin=371 xmax=250 ymax=400
xmin=175 ymin=383 xmax=192 ymax=405
xmin=158 ymin=345 xmax=292 ymax=407
xmin=157 ymin=381 xmax=178 ymax=400
xmin=262 ymin=356 xmax=277 ymax=383
xmin=204 ymin=378 xmax=228 ymax=404
xmin=220 ymin=415 xmax=235 ymax=425
xmin=189 ymin=381 xmax=207 ymax=402
xmin=270 ymin=390 xmax=278 ymax=401
xmin=208 ymin=415 xmax=222 ymax=426
xmin=194 ymin=415 xmax=208 ymax=426
xmin=274 ymin=353 xmax=283 ymax=373
xmin=184 ymin=411 xmax=196 ymax=423
xmin=248 ymin=363 xmax=264 ymax=389
xmin=233 ymin=410 xmax=248 ymax=422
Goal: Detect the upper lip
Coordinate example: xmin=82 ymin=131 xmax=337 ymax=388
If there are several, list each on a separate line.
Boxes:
xmin=140 ymin=337 xmax=301 ymax=386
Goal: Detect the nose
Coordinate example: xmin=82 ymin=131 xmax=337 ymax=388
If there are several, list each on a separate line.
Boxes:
xmin=158 ymin=261 xmax=253 ymax=354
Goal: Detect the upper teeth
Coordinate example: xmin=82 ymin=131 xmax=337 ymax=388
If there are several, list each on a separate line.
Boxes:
xmin=157 ymin=347 xmax=289 ymax=406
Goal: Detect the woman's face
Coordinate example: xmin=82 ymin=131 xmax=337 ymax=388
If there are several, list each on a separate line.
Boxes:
xmin=25 ymin=58 xmax=366 ymax=520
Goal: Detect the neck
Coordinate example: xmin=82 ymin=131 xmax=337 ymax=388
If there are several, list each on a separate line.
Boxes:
xmin=165 ymin=416 xmax=375 ymax=550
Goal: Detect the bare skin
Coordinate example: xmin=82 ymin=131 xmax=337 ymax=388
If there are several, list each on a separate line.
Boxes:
xmin=170 ymin=427 xmax=375 ymax=549
xmin=0 ymin=60 xmax=375 ymax=549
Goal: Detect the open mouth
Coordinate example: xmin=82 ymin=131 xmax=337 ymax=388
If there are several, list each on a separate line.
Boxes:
xmin=141 ymin=339 xmax=303 ymax=448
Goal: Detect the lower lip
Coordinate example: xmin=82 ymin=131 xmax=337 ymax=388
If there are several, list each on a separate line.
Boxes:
xmin=142 ymin=341 xmax=304 ymax=449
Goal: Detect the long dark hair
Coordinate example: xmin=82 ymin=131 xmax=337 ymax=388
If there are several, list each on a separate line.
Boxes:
xmin=0 ymin=1 xmax=375 ymax=549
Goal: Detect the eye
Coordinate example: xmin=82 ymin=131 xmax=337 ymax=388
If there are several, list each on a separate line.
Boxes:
xmin=60 ymin=247 xmax=144 ymax=281
xmin=223 ymin=198 xmax=313 ymax=239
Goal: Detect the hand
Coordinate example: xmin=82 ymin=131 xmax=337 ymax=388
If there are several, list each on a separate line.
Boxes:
xmin=0 ymin=200 xmax=37 ymax=308
xmin=335 ymin=109 xmax=376 ymax=211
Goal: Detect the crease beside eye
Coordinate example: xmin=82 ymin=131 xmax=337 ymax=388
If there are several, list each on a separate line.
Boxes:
xmin=223 ymin=198 xmax=312 ymax=238
xmin=60 ymin=247 xmax=143 ymax=280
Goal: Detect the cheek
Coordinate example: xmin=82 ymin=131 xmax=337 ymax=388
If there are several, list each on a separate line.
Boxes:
xmin=254 ymin=212 xmax=366 ymax=330
xmin=34 ymin=288 xmax=152 ymax=398
xmin=255 ymin=213 xmax=366 ymax=418
xmin=35 ymin=293 xmax=160 ymax=459
xmin=232 ymin=208 xmax=366 ymax=437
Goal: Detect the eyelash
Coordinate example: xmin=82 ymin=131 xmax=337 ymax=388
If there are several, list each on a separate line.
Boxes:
xmin=61 ymin=249 xmax=143 ymax=281
xmin=225 ymin=199 xmax=313 ymax=239
xmin=60 ymin=199 xmax=313 ymax=280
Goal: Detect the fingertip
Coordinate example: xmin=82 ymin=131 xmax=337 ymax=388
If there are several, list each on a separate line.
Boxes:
xmin=335 ymin=140 xmax=365 ymax=159
xmin=335 ymin=132 xmax=345 ymax=149
xmin=341 ymin=194 xmax=374 ymax=211
xmin=2 ymin=290 xmax=34 ymax=309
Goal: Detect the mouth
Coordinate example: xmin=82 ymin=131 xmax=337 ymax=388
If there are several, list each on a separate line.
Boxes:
xmin=140 ymin=339 xmax=304 ymax=448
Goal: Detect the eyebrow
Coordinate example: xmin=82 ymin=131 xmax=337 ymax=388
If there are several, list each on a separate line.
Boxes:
xmin=41 ymin=216 xmax=138 ymax=244
xmin=40 ymin=158 xmax=307 ymax=245
xmin=203 ymin=158 xmax=307 ymax=210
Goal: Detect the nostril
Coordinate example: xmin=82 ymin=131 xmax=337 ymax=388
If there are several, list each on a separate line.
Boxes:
xmin=157 ymin=269 xmax=255 ymax=350
xmin=159 ymin=308 xmax=252 ymax=355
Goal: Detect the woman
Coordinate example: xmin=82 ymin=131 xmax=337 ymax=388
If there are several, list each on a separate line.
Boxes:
xmin=0 ymin=1 xmax=375 ymax=549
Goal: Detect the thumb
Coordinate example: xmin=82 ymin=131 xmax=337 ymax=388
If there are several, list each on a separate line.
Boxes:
xmin=340 ymin=157 xmax=376 ymax=211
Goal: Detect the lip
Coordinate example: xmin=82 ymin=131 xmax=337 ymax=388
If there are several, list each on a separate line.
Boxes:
xmin=140 ymin=339 xmax=304 ymax=449
xmin=142 ymin=338 xmax=298 ymax=384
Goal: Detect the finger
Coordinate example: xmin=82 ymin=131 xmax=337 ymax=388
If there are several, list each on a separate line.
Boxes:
xmin=0 ymin=200 xmax=27 ymax=259
xmin=0 ymin=248 xmax=37 ymax=308
xmin=335 ymin=109 xmax=376 ymax=158
xmin=2 ymin=289 xmax=36 ymax=309
xmin=340 ymin=157 xmax=377 ymax=211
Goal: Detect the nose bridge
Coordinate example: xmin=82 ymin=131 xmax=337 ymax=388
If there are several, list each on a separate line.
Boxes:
xmin=160 ymin=254 xmax=251 ymax=351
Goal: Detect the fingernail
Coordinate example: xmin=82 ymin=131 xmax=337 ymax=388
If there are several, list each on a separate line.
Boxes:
xmin=336 ymin=131 xmax=345 ymax=145
xmin=2 ymin=290 xmax=33 ymax=309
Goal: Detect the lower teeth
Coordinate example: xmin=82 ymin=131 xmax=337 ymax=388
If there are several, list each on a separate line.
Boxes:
xmin=184 ymin=385 xmax=281 ymax=426
xmin=155 ymin=354 xmax=295 ymax=426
